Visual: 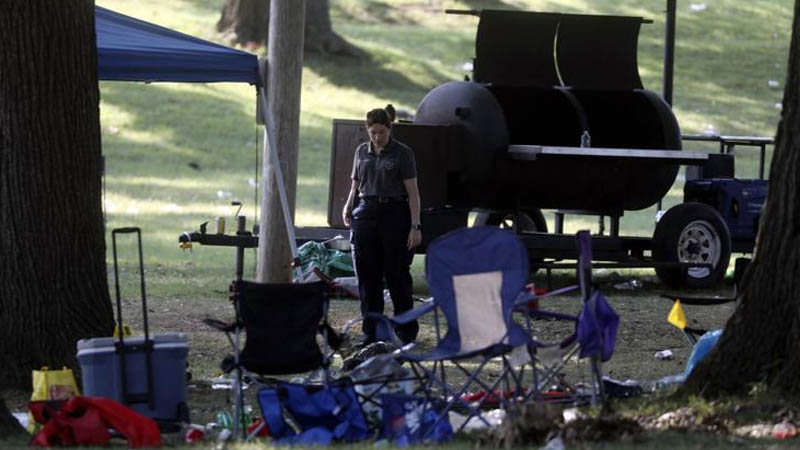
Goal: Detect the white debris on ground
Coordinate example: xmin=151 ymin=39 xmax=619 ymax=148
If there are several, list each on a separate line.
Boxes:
xmin=449 ymin=408 xmax=506 ymax=431
xmin=702 ymin=124 xmax=719 ymax=136
xmin=690 ymin=3 xmax=707 ymax=12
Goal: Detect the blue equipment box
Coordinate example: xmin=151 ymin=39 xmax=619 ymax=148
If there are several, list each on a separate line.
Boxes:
xmin=684 ymin=178 xmax=768 ymax=241
xmin=77 ymin=333 xmax=189 ymax=424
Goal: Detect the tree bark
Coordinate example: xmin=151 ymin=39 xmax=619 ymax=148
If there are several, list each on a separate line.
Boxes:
xmin=683 ymin=0 xmax=800 ymax=397
xmin=0 ymin=0 xmax=113 ymax=429
xmin=217 ymin=0 xmax=364 ymax=57
xmin=256 ymin=0 xmax=305 ymax=282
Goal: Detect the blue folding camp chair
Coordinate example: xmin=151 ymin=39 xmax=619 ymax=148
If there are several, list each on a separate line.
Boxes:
xmin=376 ymin=226 xmax=540 ymax=437
xmin=518 ymin=230 xmax=620 ymax=405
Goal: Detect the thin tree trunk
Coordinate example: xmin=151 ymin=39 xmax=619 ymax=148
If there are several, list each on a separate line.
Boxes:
xmin=683 ymin=0 xmax=800 ymax=397
xmin=218 ymin=0 xmax=364 ymax=57
xmin=0 ymin=0 xmax=113 ymax=395
xmin=256 ymin=0 xmax=306 ymax=283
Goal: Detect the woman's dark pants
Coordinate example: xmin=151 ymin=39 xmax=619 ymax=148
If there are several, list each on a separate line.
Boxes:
xmin=351 ymin=199 xmax=419 ymax=344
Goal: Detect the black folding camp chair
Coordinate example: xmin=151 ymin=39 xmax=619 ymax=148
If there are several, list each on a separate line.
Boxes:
xmin=204 ymin=280 xmax=344 ymax=440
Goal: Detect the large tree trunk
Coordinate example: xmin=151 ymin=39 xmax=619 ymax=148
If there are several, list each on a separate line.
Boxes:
xmin=0 ymin=0 xmax=114 ymax=434
xmin=217 ymin=0 xmax=364 ymax=56
xmin=683 ymin=0 xmax=800 ymax=397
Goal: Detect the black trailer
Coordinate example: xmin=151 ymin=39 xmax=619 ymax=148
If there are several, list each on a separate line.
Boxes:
xmin=181 ymin=5 xmax=770 ymax=289
xmin=317 ymin=7 xmax=770 ymax=289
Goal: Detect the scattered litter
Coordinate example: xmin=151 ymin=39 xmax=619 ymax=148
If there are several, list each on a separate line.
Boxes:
xmin=342 ymin=342 xmax=398 ymax=372
xmin=184 ymin=425 xmax=206 ymax=443
xmin=601 ymin=376 xmax=643 ymax=398
xmin=12 ymin=412 xmax=28 ymax=428
xmin=768 ymin=79 xmax=780 ymax=88
xmin=217 ymin=428 xmax=232 ymax=442
xmin=563 ymin=408 xmax=585 ymax=424
xmin=612 ymin=279 xmax=642 ymax=290
xmin=685 ymin=329 xmax=722 ymax=376
xmin=461 ymin=389 xmax=529 ymax=407
xmin=540 ymin=436 xmax=565 ymax=450
xmin=772 ymin=422 xmax=798 ymax=440
xmin=645 ymin=373 xmax=686 ymax=391
xmin=702 ymin=124 xmax=719 ymax=136
xmin=734 ymin=423 xmax=774 ymax=438
xmin=654 ymin=349 xmax=674 ymax=361
xmin=449 ymin=409 xmax=505 ymax=431
xmin=775 ymin=102 xmax=784 ymax=111
xmin=216 ymin=190 xmax=233 ymax=199
xmin=210 ymin=375 xmax=248 ymax=390
xmin=689 ymin=3 xmax=707 ymax=11
xmin=248 ymin=178 xmax=258 ymax=188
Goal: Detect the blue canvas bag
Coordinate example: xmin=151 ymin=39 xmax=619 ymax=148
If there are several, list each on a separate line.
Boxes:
xmin=258 ymin=381 xmax=370 ymax=445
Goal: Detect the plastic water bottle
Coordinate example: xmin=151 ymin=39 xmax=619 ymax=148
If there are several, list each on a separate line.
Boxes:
xmin=654 ymin=349 xmax=674 ymax=361
xmin=580 ymin=130 xmax=591 ymax=148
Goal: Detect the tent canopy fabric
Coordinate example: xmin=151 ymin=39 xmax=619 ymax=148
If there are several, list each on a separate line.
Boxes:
xmin=96 ymin=6 xmax=260 ymax=84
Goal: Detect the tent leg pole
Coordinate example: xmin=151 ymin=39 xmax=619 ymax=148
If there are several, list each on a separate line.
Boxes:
xmin=258 ymin=87 xmax=300 ymax=271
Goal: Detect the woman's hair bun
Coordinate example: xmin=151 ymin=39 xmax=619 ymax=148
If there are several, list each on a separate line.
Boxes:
xmin=384 ymin=104 xmax=396 ymax=122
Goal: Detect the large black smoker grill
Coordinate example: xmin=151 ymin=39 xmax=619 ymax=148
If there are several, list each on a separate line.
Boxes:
xmin=326 ymin=8 xmax=750 ymax=289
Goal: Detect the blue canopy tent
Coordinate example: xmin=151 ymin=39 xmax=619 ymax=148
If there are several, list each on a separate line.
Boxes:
xmin=95 ymin=6 xmax=298 ymax=281
xmin=95 ymin=8 xmax=299 ymax=440
xmin=95 ymin=6 xmax=260 ymax=84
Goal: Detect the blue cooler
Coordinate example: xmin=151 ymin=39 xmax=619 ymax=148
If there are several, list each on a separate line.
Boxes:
xmin=77 ymin=332 xmax=189 ymax=424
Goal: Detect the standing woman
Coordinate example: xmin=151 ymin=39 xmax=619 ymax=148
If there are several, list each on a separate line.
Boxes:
xmin=342 ymin=105 xmax=422 ymax=345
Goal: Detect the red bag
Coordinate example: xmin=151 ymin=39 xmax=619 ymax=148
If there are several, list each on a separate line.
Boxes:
xmin=29 ymin=396 xmax=162 ymax=448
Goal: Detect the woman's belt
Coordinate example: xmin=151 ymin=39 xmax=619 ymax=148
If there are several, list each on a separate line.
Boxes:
xmin=360 ymin=195 xmax=408 ymax=203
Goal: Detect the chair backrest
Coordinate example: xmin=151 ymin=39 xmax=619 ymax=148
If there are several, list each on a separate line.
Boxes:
xmin=425 ymin=226 xmax=530 ymax=354
xmin=235 ymin=280 xmax=329 ymax=375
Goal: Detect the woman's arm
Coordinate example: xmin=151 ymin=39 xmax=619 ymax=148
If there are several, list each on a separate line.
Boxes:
xmin=404 ymin=177 xmax=422 ymax=249
xmin=342 ymin=179 xmax=359 ymax=227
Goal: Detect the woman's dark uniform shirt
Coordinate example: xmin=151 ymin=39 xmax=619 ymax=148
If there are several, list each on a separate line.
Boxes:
xmin=351 ymin=137 xmax=417 ymax=197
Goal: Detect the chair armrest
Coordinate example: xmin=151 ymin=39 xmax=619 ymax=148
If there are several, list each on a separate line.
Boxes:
xmin=513 ymin=284 xmax=580 ymax=309
xmin=203 ymin=318 xmax=237 ymax=333
xmin=365 ymin=302 xmax=435 ymax=326
xmin=392 ymin=302 xmax=436 ymax=324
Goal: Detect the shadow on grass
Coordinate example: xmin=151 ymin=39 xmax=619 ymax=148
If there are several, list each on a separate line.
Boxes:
xmin=101 ymin=82 xmax=257 ymax=168
xmin=304 ymin=52 xmax=430 ymax=103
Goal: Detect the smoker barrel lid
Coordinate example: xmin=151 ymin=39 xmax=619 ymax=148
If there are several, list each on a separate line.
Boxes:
xmin=474 ymin=10 xmax=645 ymax=90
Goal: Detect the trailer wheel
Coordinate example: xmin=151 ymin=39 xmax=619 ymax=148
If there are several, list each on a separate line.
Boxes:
xmin=652 ymin=202 xmax=731 ymax=289
xmin=475 ymin=209 xmax=548 ymax=234
xmin=474 ymin=209 xmax=547 ymax=273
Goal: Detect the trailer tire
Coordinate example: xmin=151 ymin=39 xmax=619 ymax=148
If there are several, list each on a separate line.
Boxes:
xmin=475 ymin=209 xmax=548 ymax=234
xmin=652 ymin=202 xmax=731 ymax=289
xmin=474 ymin=209 xmax=547 ymax=273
